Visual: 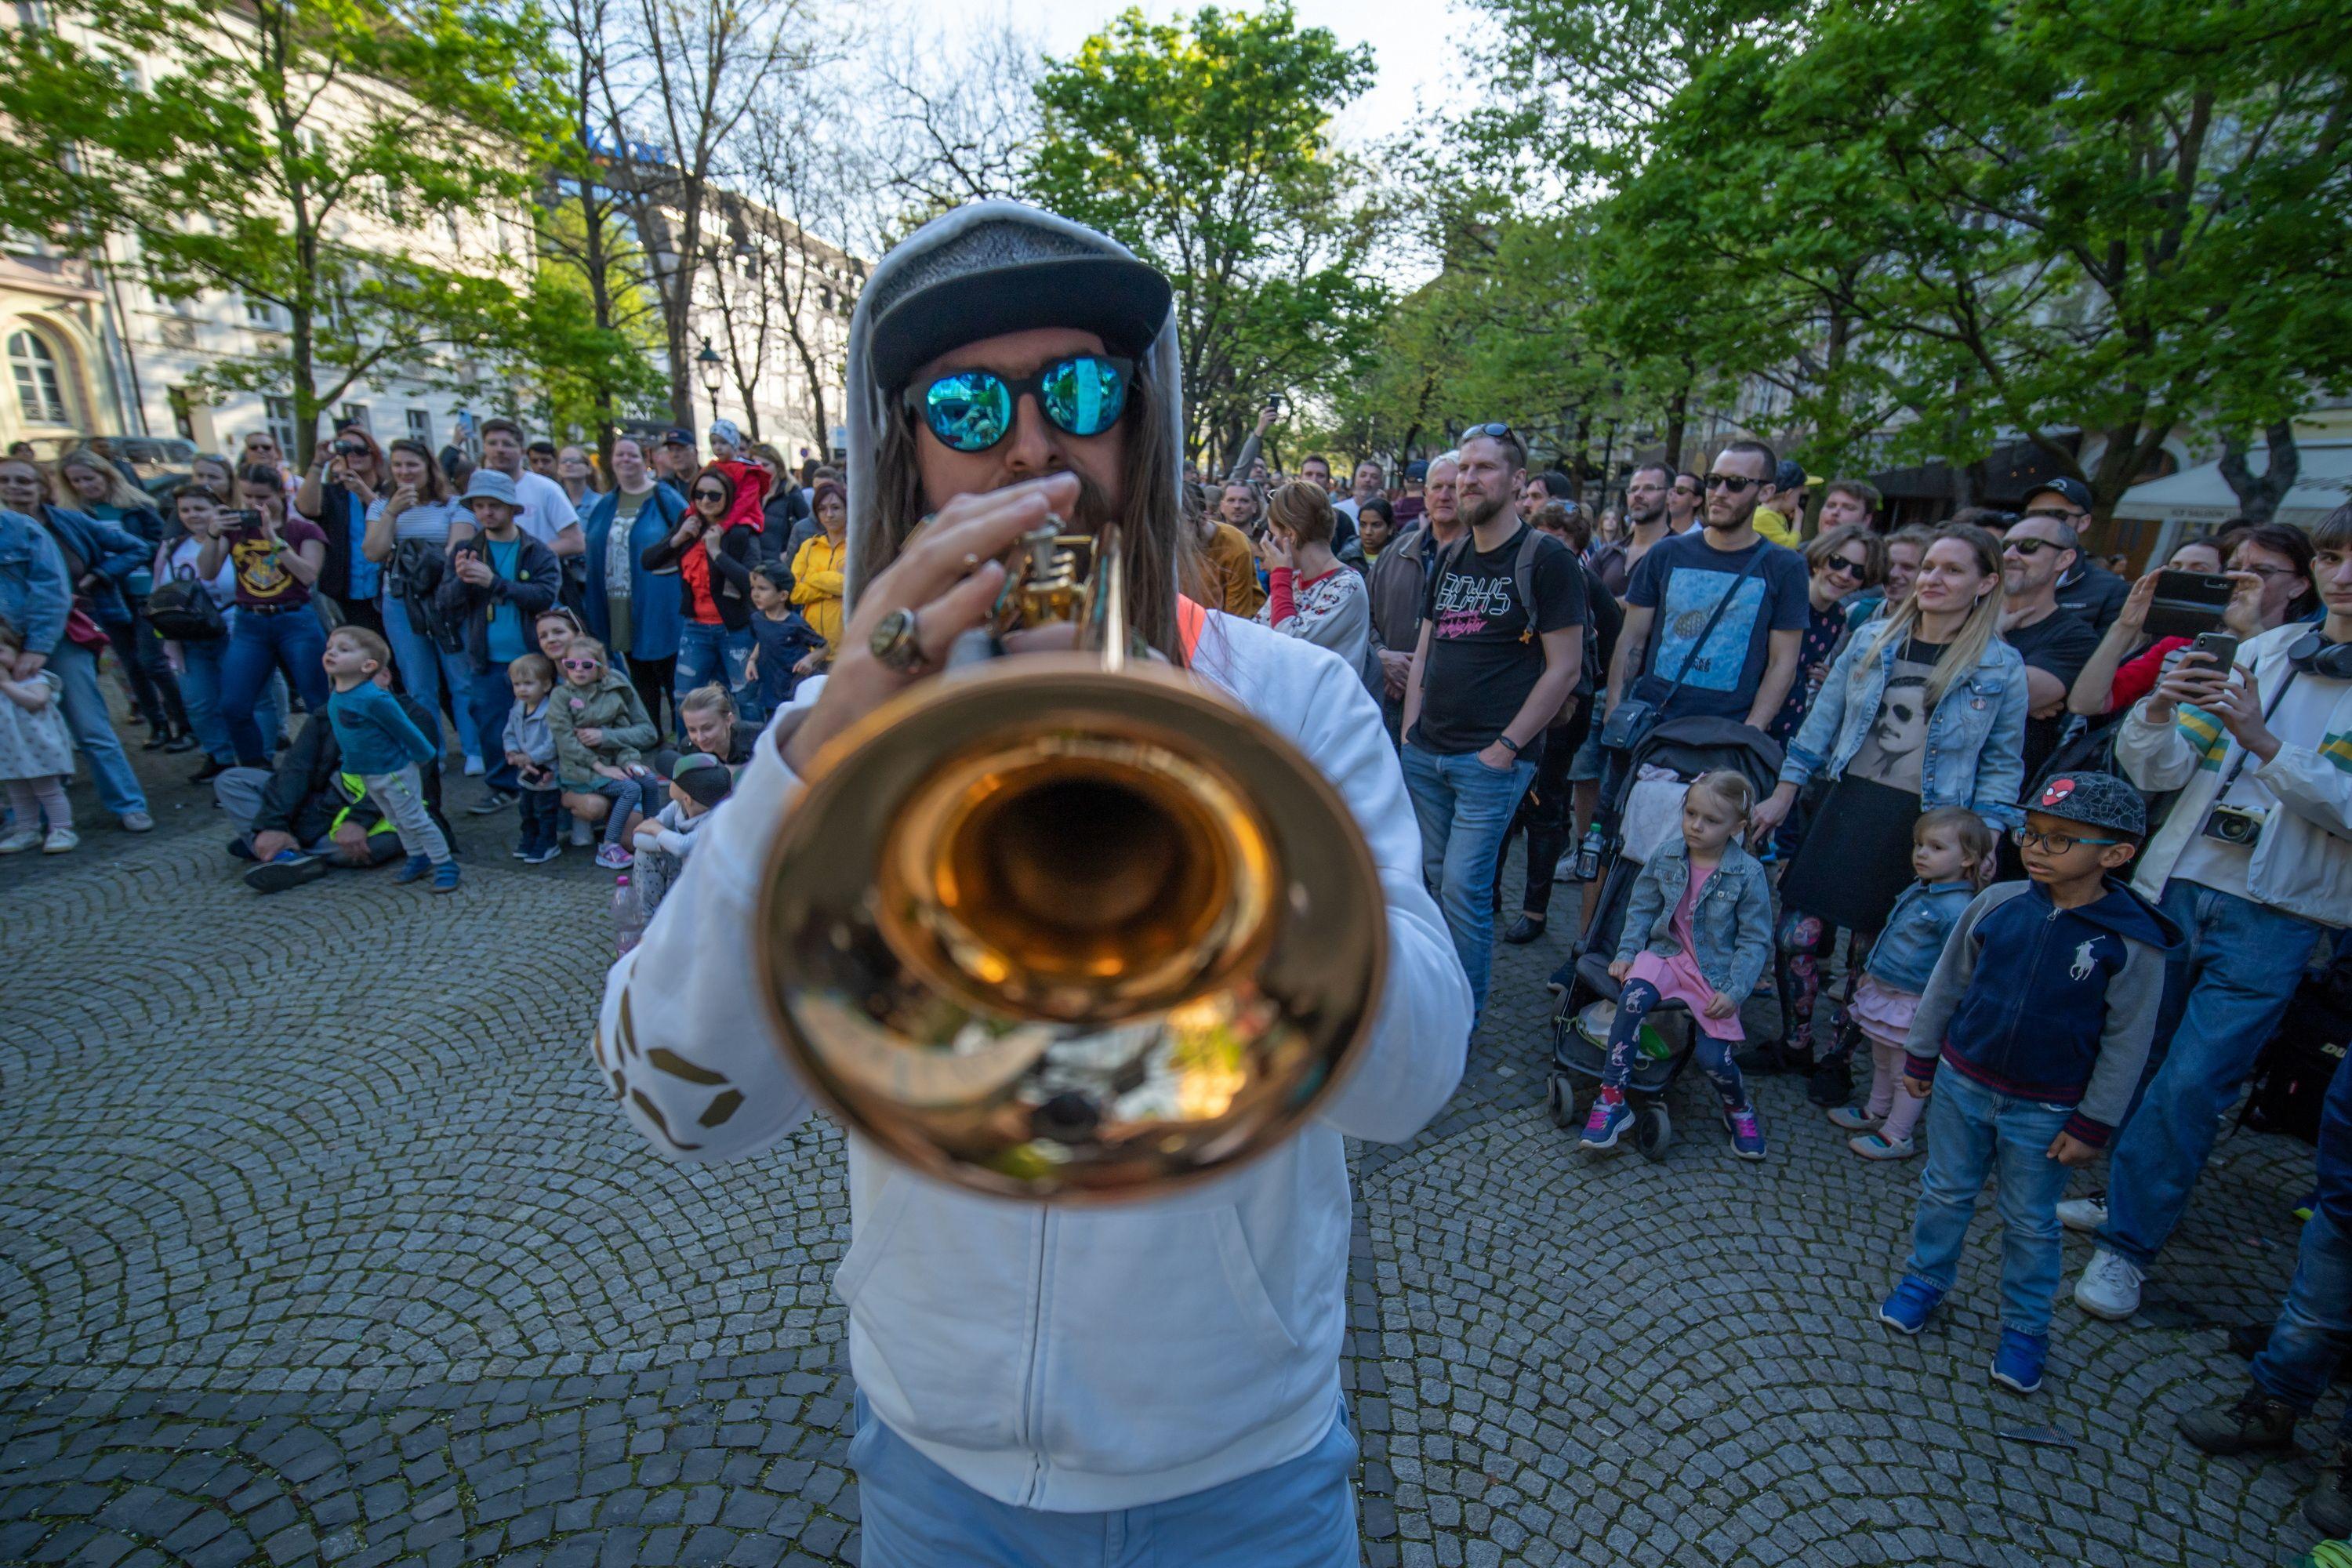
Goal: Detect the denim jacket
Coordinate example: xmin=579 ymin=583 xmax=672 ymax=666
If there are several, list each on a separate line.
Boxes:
xmin=1862 ymin=880 xmax=1976 ymax=996
xmin=34 ymin=504 xmax=147 ymax=626
xmin=0 ymin=509 xmax=70 ymax=657
xmin=1780 ymin=626 xmax=2031 ymax=829
xmin=1614 ymin=838 xmax=1777 ymax=1000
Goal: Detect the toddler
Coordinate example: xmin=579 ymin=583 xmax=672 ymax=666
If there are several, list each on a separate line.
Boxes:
xmin=744 ymin=564 xmax=826 ymax=720
xmin=0 ymin=616 xmax=77 ymax=854
xmin=1878 ymin=771 xmax=2181 ymax=1396
xmin=504 ymin=652 xmax=562 ymax=864
xmin=321 ymin=626 xmax=457 ymax=891
xmin=1828 ymin=806 xmax=1995 ymax=1160
xmin=1582 ymin=770 xmax=1778 ymax=1160
xmin=630 ymin=750 xmax=735 ymax=916
xmin=549 ymin=636 xmax=659 ymax=869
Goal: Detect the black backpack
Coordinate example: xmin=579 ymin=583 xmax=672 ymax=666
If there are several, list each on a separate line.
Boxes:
xmin=389 ymin=538 xmax=463 ymax=652
xmin=144 ymin=575 xmax=224 ymax=641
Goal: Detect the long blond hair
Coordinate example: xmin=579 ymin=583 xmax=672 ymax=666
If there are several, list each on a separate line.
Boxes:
xmin=1851 ymin=523 xmax=2004 ymax=706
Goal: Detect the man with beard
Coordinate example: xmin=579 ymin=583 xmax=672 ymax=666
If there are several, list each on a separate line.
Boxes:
xmin=598 ymin=201 xmax=1472 ymax=1566
xmin=1997 ymin=511 xmax=2101 ymax=789
xmin=1589 ymin=463 xmax=1679 ymax=599
xmin=1400 ymin=425 xmax=1586 ymax=1021
xmin=1369 ymin=453 xmax=1461 ymax=741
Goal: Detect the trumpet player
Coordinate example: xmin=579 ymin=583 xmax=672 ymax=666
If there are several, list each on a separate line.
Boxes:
xmin=597 ymin=202 xmax=1474 ymax=1566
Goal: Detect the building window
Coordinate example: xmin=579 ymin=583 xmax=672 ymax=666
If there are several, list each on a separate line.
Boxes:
xmin=167 ymin=386 xmax=198 ymax=441
xmin=264 ymin=395 xmax=297 ymax=457
xmin=8 ymin=329 xmax=71 ymax=426
xmin=406 ymin=408 xmax=432 ymax=442
xmin=338 ymin=402 xmax=372 ymax=434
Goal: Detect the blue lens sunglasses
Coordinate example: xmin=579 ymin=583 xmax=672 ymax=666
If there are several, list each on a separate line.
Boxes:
xmin=908 ymin=354 xmax=1135 ymax=453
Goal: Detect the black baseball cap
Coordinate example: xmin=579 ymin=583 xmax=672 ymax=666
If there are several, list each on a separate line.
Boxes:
xmin=2025 ymin=476 xmax=2093 ymax=514
xmin=661 ymin=427 xmax=694 ymax=447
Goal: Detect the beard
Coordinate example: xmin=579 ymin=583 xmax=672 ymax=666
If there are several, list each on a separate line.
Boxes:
xmin=1459 ymin=486 xmax=1511 ymax=531
xmin=1628 ymin=496 xmax=1666 ymax=527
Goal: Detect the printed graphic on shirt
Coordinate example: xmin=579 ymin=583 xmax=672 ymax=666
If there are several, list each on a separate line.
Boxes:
xmin=1650 ymin=568 xmax=1769 ymax=692
xmin=1432 ymin=564 xmax=1529 ymax=643
xmin=230 ymin=535 xmax=296 ymax=601
xmin=1847 ymin=651 xmax=1940 ymax=793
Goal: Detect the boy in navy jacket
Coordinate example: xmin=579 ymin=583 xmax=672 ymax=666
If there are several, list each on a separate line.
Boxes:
xmin=1876 ymin=771 xmax=2182 ymax=1395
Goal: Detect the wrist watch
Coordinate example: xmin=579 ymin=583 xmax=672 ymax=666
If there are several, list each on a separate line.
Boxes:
xmin=1496 ymin=735 xmax=1521 ymax=755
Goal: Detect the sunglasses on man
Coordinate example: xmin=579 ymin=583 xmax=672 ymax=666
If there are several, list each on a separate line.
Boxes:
xmin=1703 ymin=472 xmax=1762 ymax=494
xmin=2005 ymin=537 xmax=2066 ymax=557
xmin=909 ymin=355 xmax=1134 ymax=453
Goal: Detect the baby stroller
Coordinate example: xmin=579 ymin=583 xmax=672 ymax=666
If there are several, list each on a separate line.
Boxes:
xmin=1544 ymin=716 xmax=1784 ymax=1157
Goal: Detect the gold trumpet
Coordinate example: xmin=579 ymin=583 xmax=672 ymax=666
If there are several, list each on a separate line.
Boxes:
xmin=753 ymin=520 xmax=1387 ymax=1201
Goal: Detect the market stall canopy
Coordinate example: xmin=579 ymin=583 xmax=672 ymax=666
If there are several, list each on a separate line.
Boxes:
xmin=2111 ymin=439 xmax=2352 ymax=528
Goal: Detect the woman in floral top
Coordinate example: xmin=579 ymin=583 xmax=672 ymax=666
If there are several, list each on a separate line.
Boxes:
xmin=1255 ymin=481 xmax=1380 ymax=697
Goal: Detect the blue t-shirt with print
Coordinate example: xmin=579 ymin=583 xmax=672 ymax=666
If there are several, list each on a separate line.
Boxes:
xmin=486 ymin=539 xmax=528 ymax=663
xmin=1626 ymin=531 xmax=1810 ymax=720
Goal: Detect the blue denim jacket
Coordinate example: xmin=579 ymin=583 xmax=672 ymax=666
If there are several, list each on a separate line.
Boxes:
xmin=1614 ymin=838 xmax=1777 ymax=1001
xmin=1862 ymin=880 xmax=1976 ymax=995
xmin=0 ymin=509 xmax=71 ymax=656
xmin=34 ymin=504 xmax=148 ymax=625
xmin=1780 ymin=624 xmax=2031 ymax=829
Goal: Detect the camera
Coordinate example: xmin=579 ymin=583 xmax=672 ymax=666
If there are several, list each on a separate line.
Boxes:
xmin=333 ymin=438 xmax=367 ymax=458
xmin=2201 ymin=803 xmax=2267 ymax=848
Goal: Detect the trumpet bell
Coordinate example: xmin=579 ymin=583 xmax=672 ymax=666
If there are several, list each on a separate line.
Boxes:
xmin=757 ymin=652 xmax=1386 ymax=1201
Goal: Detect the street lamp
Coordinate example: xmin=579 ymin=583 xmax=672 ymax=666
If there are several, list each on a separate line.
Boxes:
xmin=695 ymin=338 xmax=724 ymax=425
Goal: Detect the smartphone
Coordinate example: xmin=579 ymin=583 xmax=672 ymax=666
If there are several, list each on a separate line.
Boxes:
xmin=227 ymin=508 xmax=263 ymax=529
xmin=2145 ymin=570 xmax=2234 ymax=639
xmin=2186 ymin=630 xmax=2240 ymax=677
xmin=1264 ymin=393 xmax=1282 ymax=412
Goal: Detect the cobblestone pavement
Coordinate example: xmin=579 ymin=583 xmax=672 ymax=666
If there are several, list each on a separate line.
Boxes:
xmin=0 ymin=734 xmax=2334 ymax=1565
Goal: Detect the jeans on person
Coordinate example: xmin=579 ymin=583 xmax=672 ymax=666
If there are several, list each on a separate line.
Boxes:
xmin=179 ymin=633 xmax=286 ymax=764
xmin=517 ymin=786 xmax=562 ymax=852
xmin=381 ymin=599 xmax=481 ymax=763
xmin=848 ymin=1392 xmax=1359 ymax=1568
xmin=220 ymin=608 xmax=330 ymax=764
xmin=674 ymin=621 xmax=752 ymax=719
xmin=580 ymin=775 xmax=641 ymax=848
xmin=1402 ymin=742 xmax=1537 ymax=1018
xmin=1902 ymin=1067 xmax=2074 ymax=1335
xmin=466 ymin=666 xmax=518 ymax=794
xmin=360 ymin=764 xmax=450 ymax=864
xmin=108 ymin=613 xmax=187 ymax=734
xmin=2098 ymin=879 xmax=2321 ymax=1272
xmin=2249 ymin=1203 xmax=2352 ymax=1432
xmin=49 ymin=641 xmax=148 ymax=818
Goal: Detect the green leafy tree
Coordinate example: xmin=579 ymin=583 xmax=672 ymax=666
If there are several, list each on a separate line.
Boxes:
xmin=1025 ymin=3 xmax=1387 ymax=461
xmin=1 ymin=0 xmax=577 ymax=467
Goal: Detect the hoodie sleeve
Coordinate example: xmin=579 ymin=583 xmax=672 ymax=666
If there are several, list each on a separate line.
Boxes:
xmin=2065 ymin=928 xmax=2172 ymax=1147
xmin=2245 ymin=741 xmax=2352 ymax=841
xmin=1902 ymin=885 xmax=2013 ymax=1079
xmin=2114 ymin=695 xmax=2202 ymax=794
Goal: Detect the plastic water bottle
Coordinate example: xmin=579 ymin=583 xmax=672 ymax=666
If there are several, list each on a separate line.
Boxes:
xmin=612 ymin=873 xmax=644 ymax=956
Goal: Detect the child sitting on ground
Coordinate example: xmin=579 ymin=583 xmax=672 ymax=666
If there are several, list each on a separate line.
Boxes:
xmin=503 ymin=652 xmax=561 ymax=865
xmin=321 ymin=626 xmax=457 ymax=892
xmin=630 ymin=750 xmax=734 ymax=915
xmin=1877 ymin=771 xmax=2182 ymax=1396
xmin=0 ymin=616 xmax=76 ymax=855
xmin=743 ymin=563 xmax=825 ymax=721
xmin=548 ymin=636 xmax=659 ymax=870
xmin=1583 ymin=769 xmax=1778 ymax=1160
xmin=1829 ymin=806 xmax=1995 ymax=1160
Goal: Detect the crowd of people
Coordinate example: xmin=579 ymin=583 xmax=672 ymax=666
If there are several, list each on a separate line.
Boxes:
xmin=4 ymin=263 xmax=2350 ymax=1549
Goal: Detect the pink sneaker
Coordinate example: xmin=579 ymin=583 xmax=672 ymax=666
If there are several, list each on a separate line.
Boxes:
xmin=595 ymin=844 xmax=633 ymax=869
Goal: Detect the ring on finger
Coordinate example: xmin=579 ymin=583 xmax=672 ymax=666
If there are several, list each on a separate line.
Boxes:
xmin=870 ymin=606 xmax=927 ymax=675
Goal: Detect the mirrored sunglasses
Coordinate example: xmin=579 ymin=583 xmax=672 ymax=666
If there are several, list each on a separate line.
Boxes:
xmin=910 ymin=355 xmax=1134 ymax=453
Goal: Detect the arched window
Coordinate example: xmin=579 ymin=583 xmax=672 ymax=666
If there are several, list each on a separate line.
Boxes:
xmin=9 ymin=329 xmax=71 ymax=426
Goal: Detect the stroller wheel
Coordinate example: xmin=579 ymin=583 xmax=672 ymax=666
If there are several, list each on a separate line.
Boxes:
xmin=1544 ymin=1071 xmax=1577 ymax=1130
xmin=1635 ymin=1103 xmax=1672 ymax=1161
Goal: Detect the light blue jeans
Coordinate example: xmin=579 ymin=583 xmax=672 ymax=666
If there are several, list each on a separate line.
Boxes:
xmin=2250 ymin=1201 xmax=2352 ymax=1432
xmin=1401 ymin=742 xmax=1535 ymax=1018
xmin=379 ymin=597 xmax=478 ymax=762
xmin=848 ymin=1392 xmax=1358 ymax=1568
xmin=674 ymin=621 xmax=753 ymax=733
xmin=2100 ymin=879 xmax=2321 ymax=1271
xmin=49 ymin=641 xmax=147 ymax=818
xmin=1902 ymin=1066 xmax=2074 ymax=1335
xmin=178 ymin=630 xmax=285 ymax=765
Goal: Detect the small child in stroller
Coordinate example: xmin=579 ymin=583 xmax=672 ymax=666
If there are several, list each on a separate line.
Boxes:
xmin=1584 ymin=770 xmax=1778 ymax=1160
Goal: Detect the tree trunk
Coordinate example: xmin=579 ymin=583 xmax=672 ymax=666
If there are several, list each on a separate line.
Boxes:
xmin=1663 ymin=387 xmax=1687 ymax=474
xmin=2218 ymin=422 xmax=2300 ymax=526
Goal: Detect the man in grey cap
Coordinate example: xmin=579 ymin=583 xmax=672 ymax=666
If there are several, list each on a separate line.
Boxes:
xmin=595 ymin=201 xmax=1473 ymax=1564
xmin=438 ymin=470 xmax=559 ymax=811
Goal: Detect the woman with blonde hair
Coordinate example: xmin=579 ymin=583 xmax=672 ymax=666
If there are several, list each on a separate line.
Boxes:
xmin=1255 ymin=479 xmax=1378 ymax=695
xmin=55 ymin=447 xmax=193 ymax=751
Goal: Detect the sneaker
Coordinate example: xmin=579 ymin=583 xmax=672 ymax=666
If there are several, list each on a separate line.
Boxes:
xmin=2073 ymin=1249 xmax=2145 ymax=1322
xmin=431 ymin=862 xmax=461 ymax=893
xmin=1725 ymin=1104 xmax=1767 ymax=1160
xmin=466 ymin=788 xmax=520 ymax=815
xmin=1851 ymin=1131 xmax=1918 ymax=1161
xmin=244 ymin=851 xmax=326 ymax=895
xmin=2178 ymin=1391 xmax=2299 ymax=1456
xmin=521 ymin=844 xmax=562 ymax=866
xmin=0 ymin=827 xmax=39 ymax=855
xmin=512 ymin=842 xmax=534 ymax=860
xmin=595 ymin=843 xmax=633 ymax=870
xmin=163 ymin=730 xmax=198 ymax=753
xmin=2308 ymin=1442 xmax=2352 ymax=1538
xmin=1827 ymin=1105 xmax=1879 ymax=1132
xmin=119 ymin=811 xmax=154 ymax=833
xmin=1581 ymin=1095 xmax=1634 ymax=1151
xmin=42 ymin=827 xmax=78 ymax=855
xmin=464 ymin=755 xmax=486 ymax=777
xmin=190 ymin=756 xmax=230 ymax=783
xmin=393 ymin=854 xmax=434 ymax=884
xmin=571 ymin=818 xmax=594 ymax=848
xmin=1991 ymin=1327 xmax=2049 ymax=1393
xmin=1878 ymin=1276 xmax=1944 ymax=1335
xmin=2056 ymin=1193 xmax=2108 ymax=1233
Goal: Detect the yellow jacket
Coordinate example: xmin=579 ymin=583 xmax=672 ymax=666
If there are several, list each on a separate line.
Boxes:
xmin=1753 ymin=506 xmax=1801 ymax=549
xmin=790 ymin=532 xmax=848 ymax=654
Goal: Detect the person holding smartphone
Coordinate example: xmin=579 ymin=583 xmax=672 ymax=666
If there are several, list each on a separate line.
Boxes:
xmin=296 ymin=426 xmax=389 ymax=633
xmin=198 ymin=465 xmax=332 ymax=768
xmin=2068 ymin=505 xmax=2352 ymax=1324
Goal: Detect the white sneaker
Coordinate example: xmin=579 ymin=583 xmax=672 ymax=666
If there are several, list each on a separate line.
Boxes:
xmin=1850 ymin=1131 xmax=1916 ymax=1160
xmin=2056 ymin=1194 xmax=2108 ymax=1233
xmin=2074 ymin=1248 xmax=2144 ymax=1321
xmin=1827 ymin=1105 xmax=1879 ymax=1132
xmin=0 ymin=827 xmax=40 ymax=854
xmin=42 ymin=827 xmax=78 ymax=854
xmin=464 ymin=755 xmax=486 ymax=777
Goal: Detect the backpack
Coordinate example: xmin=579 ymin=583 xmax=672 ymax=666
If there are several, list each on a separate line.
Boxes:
xmin=389 ymin=538 xmax=463 ymax=652
xmin=2241 ymin=954 xmax=2352 ymax=1145
xmin=1435 ymin=526 xmax=1595 ymax=728
xmin=144 ymin=575 xmax=224 ymax=642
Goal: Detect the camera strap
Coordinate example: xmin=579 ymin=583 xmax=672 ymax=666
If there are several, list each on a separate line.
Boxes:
xmin=2214 ymin=665 xmax=2300 ymax=794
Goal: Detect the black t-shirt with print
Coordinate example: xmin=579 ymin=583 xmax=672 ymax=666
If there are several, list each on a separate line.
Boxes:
xmin=1410 ymin=523 xmax=1587 ymax=757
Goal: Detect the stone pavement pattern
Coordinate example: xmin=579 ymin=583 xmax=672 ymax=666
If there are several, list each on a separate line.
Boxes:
xmin=0 ymin=742 xmax=2335 ymax=1566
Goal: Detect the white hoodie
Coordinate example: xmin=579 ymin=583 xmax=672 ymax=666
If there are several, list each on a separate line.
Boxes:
xmin=594 ymin=608 xmax=1472 ymax=1510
